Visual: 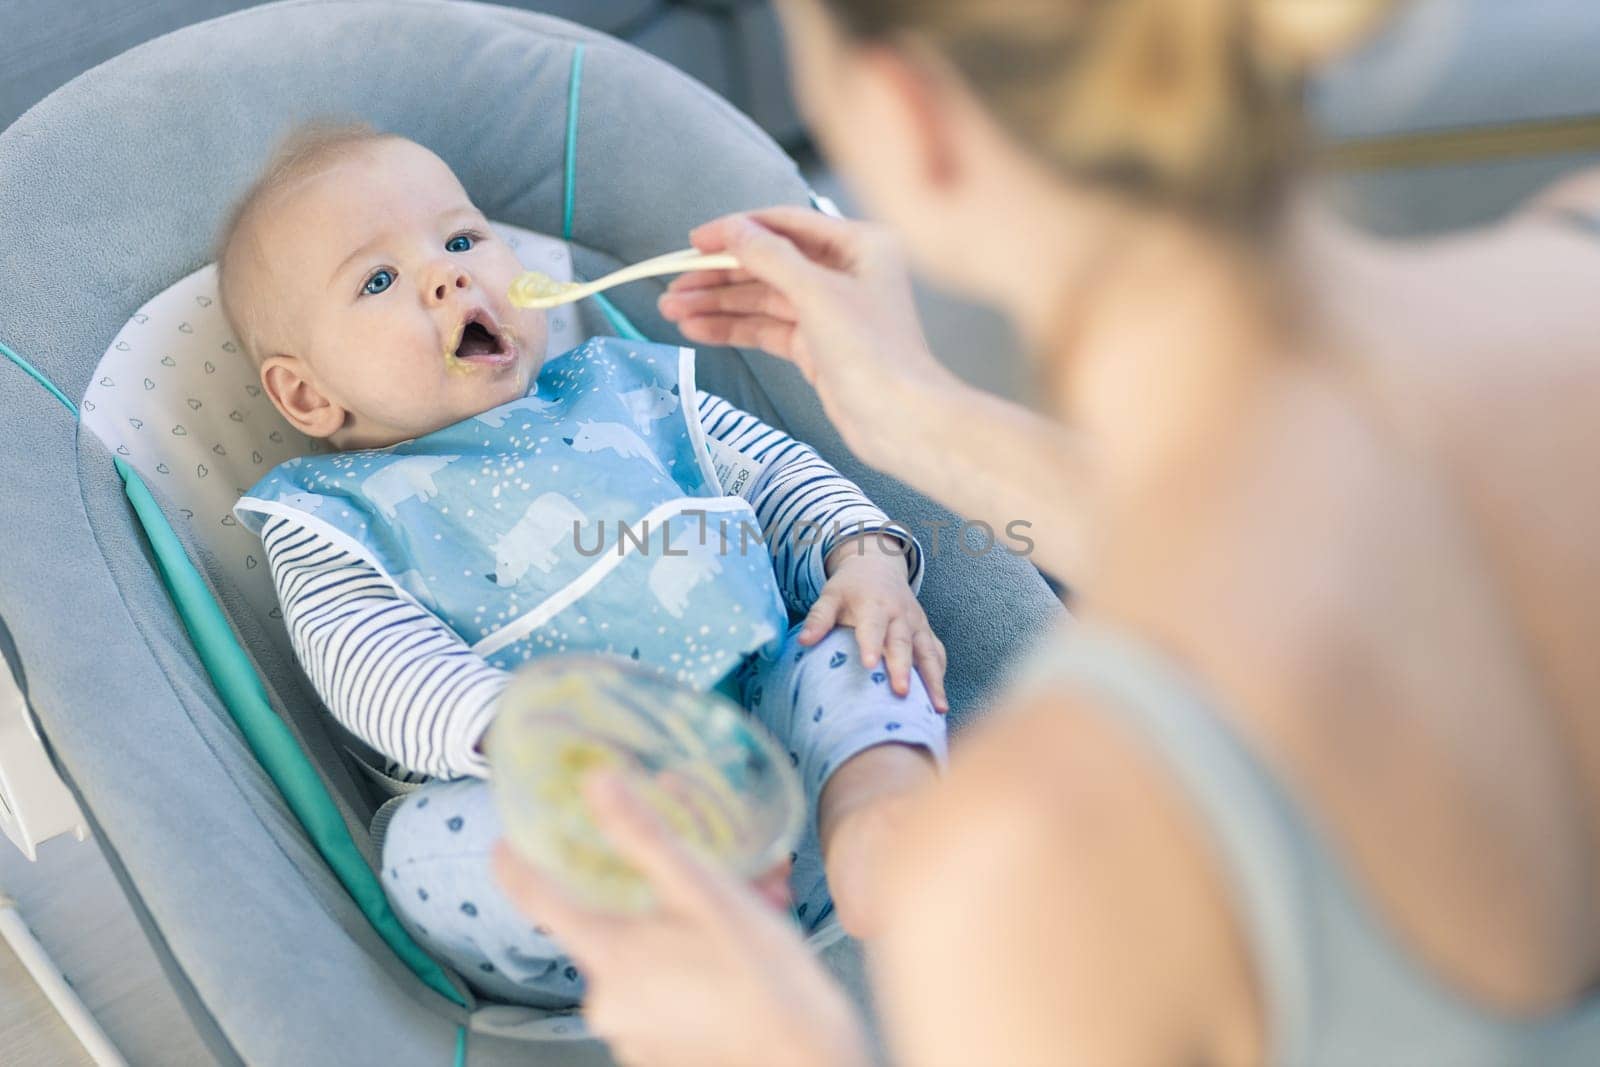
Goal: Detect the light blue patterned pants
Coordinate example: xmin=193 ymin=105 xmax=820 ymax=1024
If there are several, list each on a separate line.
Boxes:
xmin=379 ymin=621 xmax=947 ymax=1007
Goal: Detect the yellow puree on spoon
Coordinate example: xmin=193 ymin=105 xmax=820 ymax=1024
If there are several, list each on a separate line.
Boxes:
xmin=508 ymin=270 xmax=579 ymax=308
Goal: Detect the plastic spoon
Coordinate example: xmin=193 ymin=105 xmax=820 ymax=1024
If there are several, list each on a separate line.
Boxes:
xmin=509 ymin=247 xmax=740 ymax=309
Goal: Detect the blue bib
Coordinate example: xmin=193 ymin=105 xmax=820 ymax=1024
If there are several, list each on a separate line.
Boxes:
xmin=236 ymin=338 xmax=789 ymax=689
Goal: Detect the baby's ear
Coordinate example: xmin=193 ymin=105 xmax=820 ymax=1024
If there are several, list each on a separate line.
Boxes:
xmin=261 ymin=354 xmax=345 ymax=439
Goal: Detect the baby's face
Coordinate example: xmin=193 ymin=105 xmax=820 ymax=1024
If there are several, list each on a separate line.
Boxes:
xmin=254 ymin=139 xmax=548 ymax=448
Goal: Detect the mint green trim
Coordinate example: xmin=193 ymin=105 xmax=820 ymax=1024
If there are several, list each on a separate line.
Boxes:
xmin=117 ymin=404 xmax=475 ymax=1053
xmin=114 ymin=458 xmax=469 ymax=1009
xmin=562 ymin=44 xmax=585 ymax=242
xmin=1 ymin=338 xmax=79 ymax=417
xmin=561 ymin=44 xmax=648 ymax=343
xmin=8 ymin=348 xmax=470 ymax=1036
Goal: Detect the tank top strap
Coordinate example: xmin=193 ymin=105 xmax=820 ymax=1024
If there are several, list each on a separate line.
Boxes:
xmin=1011 ymin=621 xmax=1322 ymax=1060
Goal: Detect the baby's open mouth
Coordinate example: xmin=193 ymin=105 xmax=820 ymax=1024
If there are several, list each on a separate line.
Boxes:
xmin=448 ymin=311 xmax=515 ymax=367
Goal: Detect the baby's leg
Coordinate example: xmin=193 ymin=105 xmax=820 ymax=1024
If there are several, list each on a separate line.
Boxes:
xmin=738 ymin=620 xmax=948 ymax=933
xmin=380 ymin=778 xmax=585 ymax=1010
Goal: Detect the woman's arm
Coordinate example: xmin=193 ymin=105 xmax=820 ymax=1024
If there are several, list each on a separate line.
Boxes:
xmin=872 ymin=369 xmax=1093 ymax=583
xmin=697 ymin=388 xmax=949 ymax=707
xmin=660 ymin=207 xmax=1095 ymax=581
xmin=492 ymin=673 xmax=1260 ymax=1067
xmin=493 ymin=773 xmax=873 ymax=1067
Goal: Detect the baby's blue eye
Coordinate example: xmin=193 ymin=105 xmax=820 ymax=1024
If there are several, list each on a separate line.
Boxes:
xmin=446 ymin=233 xmax=475 ymax=253
xmin=362 ymin=269 xmax=395 ymax=296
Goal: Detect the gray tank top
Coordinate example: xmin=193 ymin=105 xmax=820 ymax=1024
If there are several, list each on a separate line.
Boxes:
xmin=1012 ymin=623 xmax=1600 ymax=1065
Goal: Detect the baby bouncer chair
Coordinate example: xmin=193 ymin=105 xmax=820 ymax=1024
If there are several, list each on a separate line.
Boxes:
xmin=0 ymin=1 xmax=1064 ymax=1062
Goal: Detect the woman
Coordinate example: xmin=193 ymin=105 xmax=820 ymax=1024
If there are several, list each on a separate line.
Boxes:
xmin=496 ymin=0 xmax=1600 ymax=1062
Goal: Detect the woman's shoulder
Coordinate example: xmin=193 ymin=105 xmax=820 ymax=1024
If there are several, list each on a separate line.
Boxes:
xmin=1348 ymin=169 xmax=1600 ymax=566
xmin=874 ymin=650 xmax=1262 ymax=1065
xmin=1303 ymin=179 xmax=1599 ymax=486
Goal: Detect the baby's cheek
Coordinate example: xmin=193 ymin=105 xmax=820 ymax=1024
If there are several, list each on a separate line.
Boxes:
xmin=528 ymin=307 xmax=553 ymax=348
xmin=517 ymin=308 xmax=550 ymax=358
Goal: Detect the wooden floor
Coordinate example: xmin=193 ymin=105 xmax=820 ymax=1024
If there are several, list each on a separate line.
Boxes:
xmin=0 ymin=935 xmax=92 ymax=1066
xmin=0 ymin=834 xmax=212 ymax=1066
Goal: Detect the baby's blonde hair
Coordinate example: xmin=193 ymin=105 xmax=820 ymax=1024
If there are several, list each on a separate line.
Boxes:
xmin=821 ymin=0 xmax=1397 ymax=228
xmin=216 ymin=119 xmax=399 ymax=365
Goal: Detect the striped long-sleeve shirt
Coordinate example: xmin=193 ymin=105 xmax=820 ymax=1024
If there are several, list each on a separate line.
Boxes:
xmin=259 ymin=391 xmax=923 ymax=781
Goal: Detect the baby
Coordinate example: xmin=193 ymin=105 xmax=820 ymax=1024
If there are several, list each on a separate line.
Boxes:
xmin=220 ymin=123 xmax=947 ymax=1008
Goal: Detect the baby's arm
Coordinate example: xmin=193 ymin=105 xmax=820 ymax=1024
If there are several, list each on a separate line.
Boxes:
xmin=695 ymin=392 xmax=924 ymax=613
xmin=697 ymin=394 xmax=946 ymax=707
xmin=260 ymin=515 xmax=506 ymax=780
xmin=693 ymin=399 xmax=952 ymax=936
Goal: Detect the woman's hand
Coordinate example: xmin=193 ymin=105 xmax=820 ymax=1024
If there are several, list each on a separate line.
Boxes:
xmin=659 ymin=207 xmax=956 ymax=467
xmin=663 ymin=206 xmax=1096 ymax=586
xmin=492 ymin=773 xmax=871 ymax=1067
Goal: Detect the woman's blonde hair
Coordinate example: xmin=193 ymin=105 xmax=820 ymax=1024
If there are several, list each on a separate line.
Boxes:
xmin=822 ymin=0 xmax=1396 ymax=226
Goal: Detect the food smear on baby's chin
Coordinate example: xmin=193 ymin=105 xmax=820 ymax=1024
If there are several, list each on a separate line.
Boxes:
xmin=443 ymin=323 xmax=520 ymax=376
xmin=443 ymin=321 xmax=467 ymax=374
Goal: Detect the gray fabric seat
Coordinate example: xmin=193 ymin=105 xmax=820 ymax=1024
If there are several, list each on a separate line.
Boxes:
xmin=0 ymin=1 xmax=1063 ymax=1062
xmin=0 ymin=0 xmax=806 ymax=148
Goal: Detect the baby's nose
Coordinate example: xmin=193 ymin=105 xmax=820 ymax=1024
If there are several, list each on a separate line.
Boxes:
xmin=429 ymin=265 xmax=471 ymax=302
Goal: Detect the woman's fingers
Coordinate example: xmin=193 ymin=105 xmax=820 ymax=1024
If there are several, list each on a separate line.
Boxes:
xmin=750 ymin=859 xmax=795 ymax=912
xmin=665 ymin=267 xmax=756 ymax=293
xmin=491 ymin=843 xmax=617 ymax=967
xmin=694 ymin=206 xmax=862 ymax=269
xmin=686 ymin=215 xmax=824 ymax=297
xmin=674 ymin=314 xmax=805 ymax=367
xmin=885 ymin=617 xmax=914 ymax=696
xmin=671 ymin=205 xmax=870 ymax=293
xmin=581 ymin=772 xmax=742 ymax=923
xmin=686 ymin=211 xmax=873 ymax=307
xmin=660 ymin=275 xmax=804 ymax=363
xmin=495 ymin=773 xmax=747 ymax=947
xmin=913 ymin=630 xmax=950 ymax=712
xmin=659 ymin=280 xmax=798 ymax=322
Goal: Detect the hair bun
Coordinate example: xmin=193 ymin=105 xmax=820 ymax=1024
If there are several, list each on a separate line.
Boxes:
xmin=1250 ymin=0 xmax=1395 ymax=71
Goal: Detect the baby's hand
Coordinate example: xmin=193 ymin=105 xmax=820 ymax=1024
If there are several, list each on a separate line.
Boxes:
xmin=798 ymin=533 xmax=948 ymax=712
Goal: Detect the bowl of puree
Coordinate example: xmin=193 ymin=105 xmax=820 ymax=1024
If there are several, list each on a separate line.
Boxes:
xmin=487 ymin=655 xmax=805 ymax=913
